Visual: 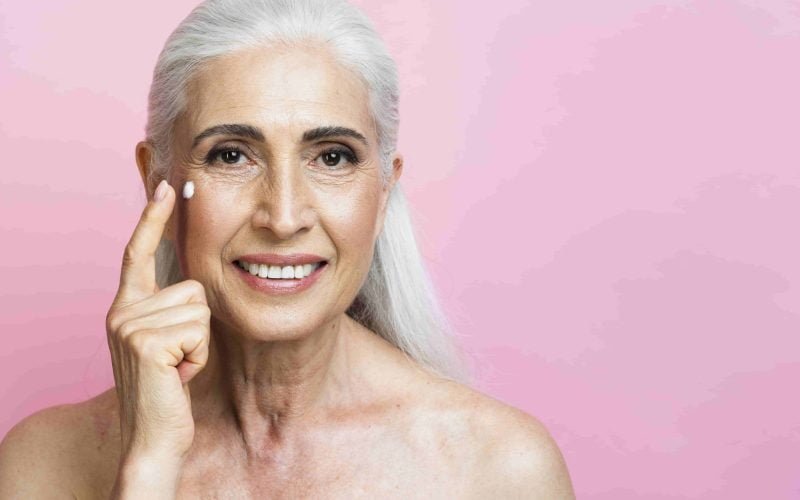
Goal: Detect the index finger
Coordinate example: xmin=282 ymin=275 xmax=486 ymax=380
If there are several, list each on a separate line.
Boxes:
xmin=115 ymin=180 xmax=175 ymax=305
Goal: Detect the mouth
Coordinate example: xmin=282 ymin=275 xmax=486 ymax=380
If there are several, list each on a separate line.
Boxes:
xmin=233 ymin=259 xmax=328 ymax=280
xmin=231 ymin=252 xmax=329 ymax=295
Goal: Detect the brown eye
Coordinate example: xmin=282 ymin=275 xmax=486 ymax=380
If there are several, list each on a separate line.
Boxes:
xmin=322 ymin=151 xmax=343 ymax=167
xmin=221 ymin=150 xmax=242 ymax=164
xmin=315 ymin=148 xmax=358 ymax=170
xmin=204 ymin=146 xmax=249 ymax=167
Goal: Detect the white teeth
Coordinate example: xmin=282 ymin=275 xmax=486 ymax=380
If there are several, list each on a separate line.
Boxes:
xmin=237 ymin=260 xmax=322 ymax=280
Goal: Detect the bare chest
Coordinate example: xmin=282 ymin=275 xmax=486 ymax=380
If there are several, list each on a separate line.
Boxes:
xmin=173 ymin=426 xmax=478 ymax=499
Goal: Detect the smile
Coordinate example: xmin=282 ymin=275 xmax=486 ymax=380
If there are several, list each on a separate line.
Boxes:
xmin=235 ymin=259 xmax=323 ymax=280
xmin=232 ymin=258 xmax=328 ymax=295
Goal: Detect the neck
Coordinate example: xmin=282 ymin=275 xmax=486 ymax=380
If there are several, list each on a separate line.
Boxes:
xmin=188 ymin=313 xmax=355 ymax=452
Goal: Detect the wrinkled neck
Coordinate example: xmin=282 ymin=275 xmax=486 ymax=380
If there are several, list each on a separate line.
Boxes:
xmin=188 ymin=313 xmax=356 ymax=452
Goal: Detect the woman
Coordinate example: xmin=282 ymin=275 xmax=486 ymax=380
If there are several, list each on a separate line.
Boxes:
xmin=0 ymin=0 xmax=574 ymax=497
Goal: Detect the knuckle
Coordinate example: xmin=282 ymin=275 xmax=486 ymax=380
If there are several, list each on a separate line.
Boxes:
xmin=127 ymin=331 xmax=155 ymax=355
xmin=194 ymin=303 xmax=211 ymax=320
xmin=185 ymin=279 xmax=205 ymax=295
xmin=105 ymin=310 xmax=120 ymax=333
xmin=184 ymin=320 xmax=209 ymax=338
xmin=191 ymin=325 xmax=210 ymax=346
xmin=191 ymin=319 xmax=209 ymax=331
xmin=117 ymin=320 xmax=139 ymax=338
xmin=122 ymin=243 xmax=141 ymax=267
xmin=106 ymin=307 xmax=131 ymax=336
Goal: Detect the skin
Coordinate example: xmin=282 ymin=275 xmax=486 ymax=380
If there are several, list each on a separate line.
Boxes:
xmin=0 ymin=43 xmax=575 ymax=499
xmin=165 ymin=42 xmax=399 ymax=452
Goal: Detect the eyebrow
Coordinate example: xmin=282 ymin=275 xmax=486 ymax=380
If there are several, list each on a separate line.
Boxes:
xmin=191 ymin=123 xmax=368 ymax=149
xmin=303 ymin=125 xmax=368 ymax=146
xmin=192 ymin=123 xmax=264 ymax=149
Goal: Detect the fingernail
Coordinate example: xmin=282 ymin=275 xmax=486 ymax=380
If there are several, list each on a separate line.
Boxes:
xmin=154 ymin=179 xmax=168 ymax=202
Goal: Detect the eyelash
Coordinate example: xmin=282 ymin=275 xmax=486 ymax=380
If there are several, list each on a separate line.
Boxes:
xmin=202 ymin=145 xmax=250 ymax=167
xmin=203 ymin=145 xmax=360 ymax=170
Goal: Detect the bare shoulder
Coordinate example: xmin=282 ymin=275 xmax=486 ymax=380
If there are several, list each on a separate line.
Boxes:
xmin=469 ymin=391 xmax=575 ymax=499
xmin=0 ymin=389 xmax=120 ymax=499
xmin=414 ymin=377 xmax=576 ymax=499
xmin=0 ymin=402 xmax=87 ymax=498
xmin=336 ymin=321 xmax=574 ymax=497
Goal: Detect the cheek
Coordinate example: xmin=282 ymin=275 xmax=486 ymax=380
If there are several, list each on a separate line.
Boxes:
xmin=322 ymin=184 xmax=382 ymax=258
xmin=173 ymin=180 xmax=243 ymax=275
xmin=170 ymin=167 xmax=384 ymax=278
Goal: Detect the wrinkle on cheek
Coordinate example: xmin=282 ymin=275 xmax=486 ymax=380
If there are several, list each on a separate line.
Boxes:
xmin=173 ymin=154 xmax=383 ymax=269
xmin=184 ymin=155 xmax=263 ymax=186
xmin=306 ymin=160 xmax=383 ymax=192
xmin=175 ymin=180 xmax=243 ymax=276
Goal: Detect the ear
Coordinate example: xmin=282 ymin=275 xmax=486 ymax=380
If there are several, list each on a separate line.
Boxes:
xmin=374 ymin=152 xmax=403 ymax=238
xmin=135 ymin=141 xmax=175 ymax=241
xmin=135 ymin=141 xmax=157 ymax=196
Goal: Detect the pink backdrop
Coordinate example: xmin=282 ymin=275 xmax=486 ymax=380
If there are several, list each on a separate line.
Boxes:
xmin=2 ymin=1 xmax=799 ymax=497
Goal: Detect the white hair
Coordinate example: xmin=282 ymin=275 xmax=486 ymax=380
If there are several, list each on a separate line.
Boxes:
xmin=147 ymin=0 xmax=470 ymax=382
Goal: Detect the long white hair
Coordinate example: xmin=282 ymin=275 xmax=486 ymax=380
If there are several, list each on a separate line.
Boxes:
xmin=146 ymin=0 xmax=470 ymax=382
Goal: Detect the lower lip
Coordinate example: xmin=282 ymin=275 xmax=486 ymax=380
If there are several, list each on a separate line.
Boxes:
xmin=233 ymin=261 xmax=327 ymax=295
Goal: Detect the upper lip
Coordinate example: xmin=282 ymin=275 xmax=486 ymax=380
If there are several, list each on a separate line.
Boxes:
xmin=235 ymin=253 xmax=327 ymax=266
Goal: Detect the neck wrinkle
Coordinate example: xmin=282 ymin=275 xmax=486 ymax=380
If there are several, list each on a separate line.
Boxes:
xmin=189 ymin=313 xmax=352 ymax=453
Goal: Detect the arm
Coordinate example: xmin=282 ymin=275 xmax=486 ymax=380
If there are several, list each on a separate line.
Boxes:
xmin=110 ymin=452 xmax=185 ymax=500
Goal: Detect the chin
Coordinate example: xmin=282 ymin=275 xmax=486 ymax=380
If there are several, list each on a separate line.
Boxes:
xmin=230 ymin=312 xmax=329 ymax=342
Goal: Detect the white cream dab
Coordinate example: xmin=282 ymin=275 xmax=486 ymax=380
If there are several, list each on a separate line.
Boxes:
xmin=182 ymin=180 xmax=195 ymax=199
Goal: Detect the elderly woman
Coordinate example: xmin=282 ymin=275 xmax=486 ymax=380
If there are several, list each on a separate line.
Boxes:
xmin=0 ymin=0 xmax=574 ymax=498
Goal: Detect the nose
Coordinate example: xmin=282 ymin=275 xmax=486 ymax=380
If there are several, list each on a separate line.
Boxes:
xmin=250 ymin=160 xmax=315 ymax=240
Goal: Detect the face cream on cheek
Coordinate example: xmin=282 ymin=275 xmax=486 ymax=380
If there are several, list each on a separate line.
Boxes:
xmin=183 ymin=180 xmax=195 ymax=199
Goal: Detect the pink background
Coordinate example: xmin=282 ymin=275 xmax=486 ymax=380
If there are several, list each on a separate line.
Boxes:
xmin=2 ymin=0 xmax=799 ymax=497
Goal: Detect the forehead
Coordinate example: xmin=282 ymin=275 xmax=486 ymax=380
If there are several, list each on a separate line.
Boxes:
xmin=181 ymin=43 xmax=374 ymax=141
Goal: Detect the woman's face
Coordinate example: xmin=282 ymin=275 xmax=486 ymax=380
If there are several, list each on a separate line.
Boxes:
xmin=160 ymin=43 xmax=400 ymax=341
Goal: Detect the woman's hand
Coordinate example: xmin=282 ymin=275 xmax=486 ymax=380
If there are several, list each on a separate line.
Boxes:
xmin=105 ymin=179 xmax=210 ymax=468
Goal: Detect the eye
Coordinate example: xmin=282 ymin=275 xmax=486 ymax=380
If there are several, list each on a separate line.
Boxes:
xmin=204 ymin=146 xmax=249 ymax=166
xmin=315 ymin=147 xmax=359 ymax=170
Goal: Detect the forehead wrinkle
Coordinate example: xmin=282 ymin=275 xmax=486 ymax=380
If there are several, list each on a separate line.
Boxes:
xmin=189 ymin=105 xmax=373 ymax=146
xmin=188 ymin=91 xmax=367 ymax=121
xmin=180 ymin=49 xmax=378 ymax=151
xmin=191 ymin=59 xmax=366 ymax=103
xmin=194 ymin=98 xmax=351 ymax=116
